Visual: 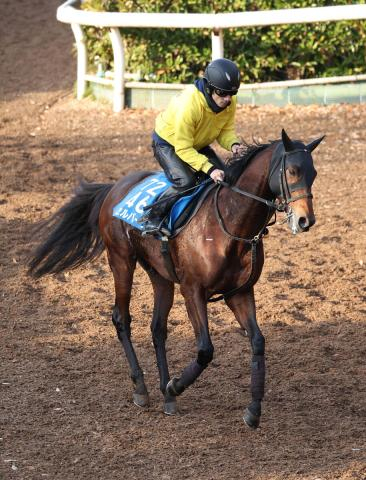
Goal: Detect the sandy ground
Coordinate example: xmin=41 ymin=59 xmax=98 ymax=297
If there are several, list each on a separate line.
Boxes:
xmin=0 ymin=1 xmax=365 ymax=479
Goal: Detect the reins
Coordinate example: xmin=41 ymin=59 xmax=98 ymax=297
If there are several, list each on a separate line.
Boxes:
xmin=218 ymin=180 xmax=281 ymax=211
xmin=214 ymin=182 xmax=275 ymax=244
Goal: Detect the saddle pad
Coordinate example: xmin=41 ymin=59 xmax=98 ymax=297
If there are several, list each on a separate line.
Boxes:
xmin=112 ymin=172 xmax=172 ymax=230
xmin=168 ymin=182 xmax=207 ymax=230
xmin=112 ymin=172 xmax=209 ymax=232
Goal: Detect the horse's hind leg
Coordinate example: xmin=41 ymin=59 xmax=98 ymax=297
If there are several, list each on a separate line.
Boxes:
xmin=108 ymin=250 xmax=149 ymax=408
xmin=147 ymin=269 xmax=177 ymax=415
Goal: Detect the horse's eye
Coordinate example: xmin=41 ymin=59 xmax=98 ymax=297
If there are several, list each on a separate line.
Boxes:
xmin=288 ymin=167 xmax=298 ymax=176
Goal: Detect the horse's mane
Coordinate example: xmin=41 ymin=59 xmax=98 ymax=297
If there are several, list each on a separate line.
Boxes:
xmin=225 ymin=140 xmax=277 ymax=185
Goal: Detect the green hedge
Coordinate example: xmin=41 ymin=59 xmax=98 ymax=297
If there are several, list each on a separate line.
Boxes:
xmin=81 ymin=0 xmax=366 ymax=83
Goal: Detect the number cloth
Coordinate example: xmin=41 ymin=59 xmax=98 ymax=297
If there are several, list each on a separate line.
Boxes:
xmin=112 ymin=172 xmax=207 ymax=231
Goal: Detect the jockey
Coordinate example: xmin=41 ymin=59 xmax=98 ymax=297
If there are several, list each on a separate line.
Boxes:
xmin=141 ymin=58 xmax=245 ymax=236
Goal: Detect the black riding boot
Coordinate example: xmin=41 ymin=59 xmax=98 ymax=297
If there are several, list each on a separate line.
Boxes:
xmin=140 ymin=186 xmax=179 ymax=237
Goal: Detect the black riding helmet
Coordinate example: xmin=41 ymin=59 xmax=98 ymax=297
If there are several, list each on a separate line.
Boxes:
xmin=203 ymin=58 xmax=240 ymax=94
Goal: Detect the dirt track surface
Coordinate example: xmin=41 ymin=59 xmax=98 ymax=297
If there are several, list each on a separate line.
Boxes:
xmin=1 ymin=2 xmax=365 ymax=479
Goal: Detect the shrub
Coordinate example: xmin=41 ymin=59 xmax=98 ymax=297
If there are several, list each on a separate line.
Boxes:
xmin=81 ymin=0 xmax=366 ymax=83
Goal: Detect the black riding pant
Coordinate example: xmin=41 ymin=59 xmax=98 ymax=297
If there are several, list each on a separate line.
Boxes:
xmin=150 ymin=141 xmax=225 ymax=217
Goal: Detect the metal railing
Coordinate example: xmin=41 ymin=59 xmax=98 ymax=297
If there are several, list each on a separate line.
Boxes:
xmin=57 ymin=1 xmax=366 ymax=111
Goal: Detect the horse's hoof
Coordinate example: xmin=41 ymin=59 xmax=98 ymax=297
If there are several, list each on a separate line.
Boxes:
xmin=243 ymin=408 xmax=260 ymax=429
xmin=133 ymin=393 xmax=149 ymax=408
xmin=164 ymin=400 xmax=178 ymax=416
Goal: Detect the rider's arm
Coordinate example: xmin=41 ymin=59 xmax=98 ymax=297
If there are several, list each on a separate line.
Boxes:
xmin=173 ymin=97 xmax=215 ymax=174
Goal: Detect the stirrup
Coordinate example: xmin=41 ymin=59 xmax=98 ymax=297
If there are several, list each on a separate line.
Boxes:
xmin=141 ymin=219 xmax=171 ymax=238
xmin=142 ymin=229 xmax=171 ymax=240
xmin=137 ymin=212 xmax=151 ymax=224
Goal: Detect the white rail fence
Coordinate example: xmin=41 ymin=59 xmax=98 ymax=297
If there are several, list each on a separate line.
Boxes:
xmin=57 ymin=1 xmax=366 ymax=111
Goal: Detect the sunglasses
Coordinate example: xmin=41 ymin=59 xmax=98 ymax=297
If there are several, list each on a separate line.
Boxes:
xmin=214 ymin=88 xmax=238 ymax=97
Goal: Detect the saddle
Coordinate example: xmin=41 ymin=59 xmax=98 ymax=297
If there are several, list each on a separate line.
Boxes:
xmin=112 ymin=172 xmax=216 ymax=238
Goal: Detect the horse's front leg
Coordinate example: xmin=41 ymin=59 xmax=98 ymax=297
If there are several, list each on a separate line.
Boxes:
xmin=166 ymin=285 xmax=213 ymax=398
xmin=226 ymin=287 xmax=265 ymax=429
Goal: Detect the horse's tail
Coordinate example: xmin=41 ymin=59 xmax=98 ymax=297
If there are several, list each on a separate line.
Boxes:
xmin=28 ymin=180 xmax=113 ymax=278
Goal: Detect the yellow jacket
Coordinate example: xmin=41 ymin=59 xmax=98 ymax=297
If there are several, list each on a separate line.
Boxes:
xmin=155 ymin=85 xmax=240 ymax=174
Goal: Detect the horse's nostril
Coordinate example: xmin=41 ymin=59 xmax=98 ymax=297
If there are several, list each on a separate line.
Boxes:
xmin=298 ymin=216 xmax=315 ymax=230
xmin=298 ymin=217 xmax=309 ymax=229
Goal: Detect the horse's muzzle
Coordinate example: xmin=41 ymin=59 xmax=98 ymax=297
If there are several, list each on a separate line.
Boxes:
xmin=288 ymin=210 xmax=316 ymax=234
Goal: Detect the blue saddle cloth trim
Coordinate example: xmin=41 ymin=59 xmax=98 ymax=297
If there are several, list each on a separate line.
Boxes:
xmin=112 ymin=172 xmax=208 ymax=232
xmin=168 ymin=182 xmax=207 ymax=230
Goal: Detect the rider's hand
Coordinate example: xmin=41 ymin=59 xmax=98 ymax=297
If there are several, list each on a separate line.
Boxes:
xmin=210 ymin=169 xmax=225 ymax=183
xmin=231 ymin=143 xmax=246 ymax=156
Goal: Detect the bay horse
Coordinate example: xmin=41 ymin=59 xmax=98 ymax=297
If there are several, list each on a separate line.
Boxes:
xmin=28 ymin=129 xmax=323 ymax=428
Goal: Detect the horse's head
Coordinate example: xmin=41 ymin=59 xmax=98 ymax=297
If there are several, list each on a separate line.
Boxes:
xmin=269 ymin=129 xmax=324 ymax=234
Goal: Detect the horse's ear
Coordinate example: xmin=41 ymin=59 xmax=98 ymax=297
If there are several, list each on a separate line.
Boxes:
xmin=281 ymin=128 xmax=294 ymax=152
xmin=306 ymin=135 xmax=326 ymax=152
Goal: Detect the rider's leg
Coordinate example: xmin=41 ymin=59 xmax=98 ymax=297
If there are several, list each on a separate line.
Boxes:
xmin=142 ymin=143 xmax=197 ymax=230
xmin=142 ymin=143 xmax=225 ymax=234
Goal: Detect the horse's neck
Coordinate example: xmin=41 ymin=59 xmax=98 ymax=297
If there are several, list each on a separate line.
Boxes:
xmin=236 ymin=147 xmax=273 ymax=200
xmin=219 ymin=147 xmax=273 ymax=240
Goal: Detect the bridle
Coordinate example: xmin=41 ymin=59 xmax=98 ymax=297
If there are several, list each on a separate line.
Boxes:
xmin=215 ymin=146 xmax=315 ymax=242
xmin=208 ymin=146 xmax=314 ymax=303
xmin=270 ymin=148 xmax=314 ymax=207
